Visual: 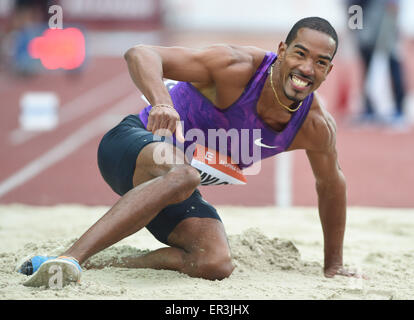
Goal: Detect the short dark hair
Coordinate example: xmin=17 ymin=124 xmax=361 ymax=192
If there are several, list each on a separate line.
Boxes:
xmin=285 ymin=17 xmax=338 ymax=58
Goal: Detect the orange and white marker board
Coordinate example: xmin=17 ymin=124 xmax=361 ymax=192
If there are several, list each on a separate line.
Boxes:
xmin=190 ymin=144 xmax=247 ymax=186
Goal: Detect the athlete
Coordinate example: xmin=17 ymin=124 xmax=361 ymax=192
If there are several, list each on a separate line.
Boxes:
xmin=18 ymin=17 xmax=362 ymax=287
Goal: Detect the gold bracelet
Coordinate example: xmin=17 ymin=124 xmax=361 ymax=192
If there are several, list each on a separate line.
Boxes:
xmin=153 ymin=104 xmax=174 ymax=109
xmin=150 ymin=104 xmax=176 ymax=115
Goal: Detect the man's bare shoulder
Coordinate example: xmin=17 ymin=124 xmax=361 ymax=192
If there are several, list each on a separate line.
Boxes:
xmin=200 ymin=44 xmax=266 ymax=65
xmin=189 ymin=44 xmax=267 ymax=95
xmin=198 ymin=44 xmax=267 ymax=80
xmin=291 ymin=93 xmax=337 ymax=152
xmin=306 ymin=93 xmax=337 ymax=152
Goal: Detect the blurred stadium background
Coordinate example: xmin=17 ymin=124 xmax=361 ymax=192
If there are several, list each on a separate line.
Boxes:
xmin=0 ymin=0 xmax=413 ymax=208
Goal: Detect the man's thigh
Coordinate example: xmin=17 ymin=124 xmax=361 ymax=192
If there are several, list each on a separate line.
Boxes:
xmin=133 ymin=141 xmax=189 ymax=187
xmin=145 ymin=188 xmax=224 ymax=246
xmin=98 ymin=114 xmax=188 ymax=195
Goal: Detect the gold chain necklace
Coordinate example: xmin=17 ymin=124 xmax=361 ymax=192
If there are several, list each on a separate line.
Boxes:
xmin=269 ymin=63 xmax=302 ymax=113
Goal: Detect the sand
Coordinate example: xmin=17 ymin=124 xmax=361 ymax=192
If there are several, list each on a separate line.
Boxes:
xmin=0 ymin=204 xmax=413 ymax=300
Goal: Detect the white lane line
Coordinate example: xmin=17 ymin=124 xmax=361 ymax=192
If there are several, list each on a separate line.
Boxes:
xmin=9 ymin=72 xmax=132 ymax=146
xmin=0 ymin=93 xmax=139 ymax=199
xmin=275 ymin=151 xmax=293 ymax=207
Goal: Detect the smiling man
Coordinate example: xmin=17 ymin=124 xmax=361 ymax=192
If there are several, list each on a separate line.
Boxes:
xmin=18 ymin=17 xmax=362 ymax=287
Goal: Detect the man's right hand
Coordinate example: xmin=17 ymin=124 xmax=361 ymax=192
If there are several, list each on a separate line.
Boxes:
xmin=147 ymin=104 xmax=185 ymax=143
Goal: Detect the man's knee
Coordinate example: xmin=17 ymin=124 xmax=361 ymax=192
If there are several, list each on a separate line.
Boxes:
xmin=191 ymin=252 xmax=234 ymax=280
xmin=165 ymin=165 xmax=201 ymax=203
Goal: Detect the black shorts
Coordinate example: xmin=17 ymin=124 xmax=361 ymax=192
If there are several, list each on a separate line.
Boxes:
xmin=97 ymin=114 xmax=221 ymax=245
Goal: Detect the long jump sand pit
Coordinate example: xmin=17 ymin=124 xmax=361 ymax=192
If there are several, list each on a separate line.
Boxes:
xmin=0 ymin=204 xmax=413 ymax=300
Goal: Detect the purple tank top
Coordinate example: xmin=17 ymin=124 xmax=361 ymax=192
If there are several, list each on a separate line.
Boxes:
xmin=139 ymin=51 xmax=313 ymax=169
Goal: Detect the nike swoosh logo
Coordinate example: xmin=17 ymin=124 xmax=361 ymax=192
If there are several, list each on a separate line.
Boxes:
xmin=254 ymin=138 xmax=279 ymax=149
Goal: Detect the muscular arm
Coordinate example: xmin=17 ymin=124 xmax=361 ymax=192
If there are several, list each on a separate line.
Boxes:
xmin=306 ymin=145 xmax=348 ymax=277
xmin=123 ymin=45 xmax=213 ymax=107
xmin=303 ymin=99 xmax=356 ymax=278
xmin=123 ymin=44 xmax=262 ymax=138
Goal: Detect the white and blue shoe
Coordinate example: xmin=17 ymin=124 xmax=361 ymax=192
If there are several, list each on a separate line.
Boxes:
xmin=17 ymin=255 xmax=81 ymax=288
xmin=17 ymin=255 xmax=57 ymax=276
